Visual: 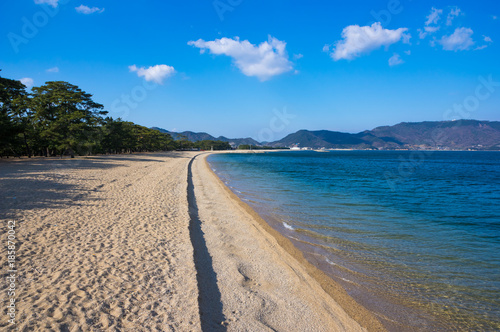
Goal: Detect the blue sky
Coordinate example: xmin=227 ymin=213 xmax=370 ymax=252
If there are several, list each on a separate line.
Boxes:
xmin=1 ymin=0 xmax=499 ymax=140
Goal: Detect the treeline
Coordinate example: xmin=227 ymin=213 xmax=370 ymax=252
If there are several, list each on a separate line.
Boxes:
xmin=0 ymin=73 xmax=230 ymax=157
xmin=178 ymin=139 xmax=231 ymax=151
xmin=237 ymin=144 xmax=286 ymax=150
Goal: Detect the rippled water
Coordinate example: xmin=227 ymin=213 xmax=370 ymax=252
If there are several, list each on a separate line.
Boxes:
xmin=208 ymin=151 xmax=500 ymax=331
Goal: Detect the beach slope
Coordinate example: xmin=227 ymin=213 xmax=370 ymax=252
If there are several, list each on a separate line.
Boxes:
xmin=190 ymin=153 xmax=383 ymax=331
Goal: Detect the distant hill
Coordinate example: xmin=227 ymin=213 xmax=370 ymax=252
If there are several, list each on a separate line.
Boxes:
xmin=268 ymin=120 xmax=500 ymax=150
xmin=151 ymin=127 xmax=261 ymax=147
xmin=368 ymin=120 xmax=500 ymax=149
xmin=271 ymin=130 xmax=371 ymax=149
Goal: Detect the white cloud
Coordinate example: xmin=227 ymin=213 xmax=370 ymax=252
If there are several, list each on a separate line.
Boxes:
xmin=420 ymin=7 xmax=442 ymax=39
xmin=446 ymin=7 xmax=461 ymax=26
xmin=425 ymin=7 xmax=443 ymax=26
xmin=404 ymin=50 xmax=411 ymax=55
xmin=328 ymin=22 xmax=408 ymax=61
xmin=424 ymin=26 xmax=440 ymax=33
xmin=293 ymin=53 xmax=303 ymax=60
xmin=34 ymin=0 xmax=59 ymax=8
xmin=129 ymin=64 xmax=176 ymax=84
xmin=388 ymin=53 xmax=404 ymax=66
xmin=75 ymin=5 xmax=105 ymax=14
xmin=474 ymin=36 xmax=493 ymax=51
xmin=46 ymin=67 xmax=59 ymax=73
xmin=418 ymin=29 xmax=427 ymax=39
xmin=439 ymin=27 xmax=474 ymax=51
xmin=19 ymin=78 xmax=34 ymax=88
xmin=188 ymin=36 xmax=294 ymax=81
xmin=402 ymin=33 xmax=412 ymax=44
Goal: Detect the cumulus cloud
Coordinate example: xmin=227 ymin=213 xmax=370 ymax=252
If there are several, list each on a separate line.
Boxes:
xmin=446 ymin=7 xmax=461 ymax=26
xmin=420 ymin=7 xmax=443 ymax=39
xmin=188 ymin=36 xmax=294 ymax=81
xmin=129 ymin=64 xmax=176 ymax=84
xmin=425 ymin=7 xmax=443 ymax=26
xmin=388 ymin=53 xmax=404 ymax=66
xmin=439 ymin=27 xmax=474 ymax=51
xmin=326 ymin=22 xmax=408 ymax=61
xmin=34 ymin=0 xmax=59 ymax=8
xmin=19 ymin=78 xmax=34 ymax=88
xmin=75 ymin=5 xmax=105 ymax=14
xmin=293 ymin=53 xmax=304 ymax=60
xmin=46 ymin=67 xmax=59 ymax=73
xmin=484 ymin=36 xmax=493 ymax=43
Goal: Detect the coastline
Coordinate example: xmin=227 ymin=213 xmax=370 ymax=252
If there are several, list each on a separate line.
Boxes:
xmin=0 ymin=151 xmax=383 ymax=331
xmin=198 ymin=152 xmax=385 ymax=331
xmin=206 ymin=150 xmax=500 ymax=331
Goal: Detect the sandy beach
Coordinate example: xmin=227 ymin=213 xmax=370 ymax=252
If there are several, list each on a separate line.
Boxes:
xmin=0 ymin=152 xmax=384 ymax=331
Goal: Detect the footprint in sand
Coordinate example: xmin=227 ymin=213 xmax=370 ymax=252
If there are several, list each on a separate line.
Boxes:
xmin=47 ymin=307 xmax=63 ymax=320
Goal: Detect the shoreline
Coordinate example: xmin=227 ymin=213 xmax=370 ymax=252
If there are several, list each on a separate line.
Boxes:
xmin=1 ymin=151 xmax=384 ymax=331
xmin=199 ymin=152 xmax=385 ymax=331
xmin=206 ymin=150 xmax=500 ymax=331
xmin=204 ymin=150 xmax=441 ymax=331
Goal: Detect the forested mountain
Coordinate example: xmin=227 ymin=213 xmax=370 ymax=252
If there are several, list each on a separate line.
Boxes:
xmin=152 ymin=127 xmax=260 ymax=146
xmin=269 ymin=120 xmax=500 ymax=150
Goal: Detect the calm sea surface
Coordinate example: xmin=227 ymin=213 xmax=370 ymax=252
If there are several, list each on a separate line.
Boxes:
xmin=207 ymin=151 xmax=500 ymax=331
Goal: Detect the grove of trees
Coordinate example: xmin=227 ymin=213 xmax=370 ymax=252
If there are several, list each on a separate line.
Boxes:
xmin=0 ymin=73 xmax=230 ymax=157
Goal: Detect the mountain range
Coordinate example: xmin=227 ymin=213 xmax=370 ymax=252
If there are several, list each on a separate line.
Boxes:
xmin=151 ymin=127 xmax=260 ymax=147
xmin=152 ymin=120 xmax=500 ymax=150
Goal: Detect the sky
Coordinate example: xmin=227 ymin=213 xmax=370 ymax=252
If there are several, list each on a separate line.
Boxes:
xmin=1 ymin=0 xmax=499 ymax=141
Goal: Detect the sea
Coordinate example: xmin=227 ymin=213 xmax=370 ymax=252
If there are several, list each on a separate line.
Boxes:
xmin=207 ymin=150 xmax=500 ymax=331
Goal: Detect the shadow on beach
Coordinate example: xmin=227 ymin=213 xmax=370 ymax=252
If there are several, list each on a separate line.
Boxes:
xmin=0 ymin=158 xmax=125 ymax=220
xmin=187 ymin=156 xmax=227 ymax=331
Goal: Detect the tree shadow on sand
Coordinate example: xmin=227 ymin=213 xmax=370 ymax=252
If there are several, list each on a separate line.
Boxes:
xmin=0 ymin=158 xmax=127 ymax=219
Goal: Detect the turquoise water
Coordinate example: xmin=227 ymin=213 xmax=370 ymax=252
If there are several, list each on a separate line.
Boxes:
xmin=207 ymin=151 xmax=500 ymax=331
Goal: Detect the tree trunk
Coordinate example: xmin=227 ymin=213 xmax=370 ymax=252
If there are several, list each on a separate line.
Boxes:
xmin=22 ymin=132 xmax=31 ymax=158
